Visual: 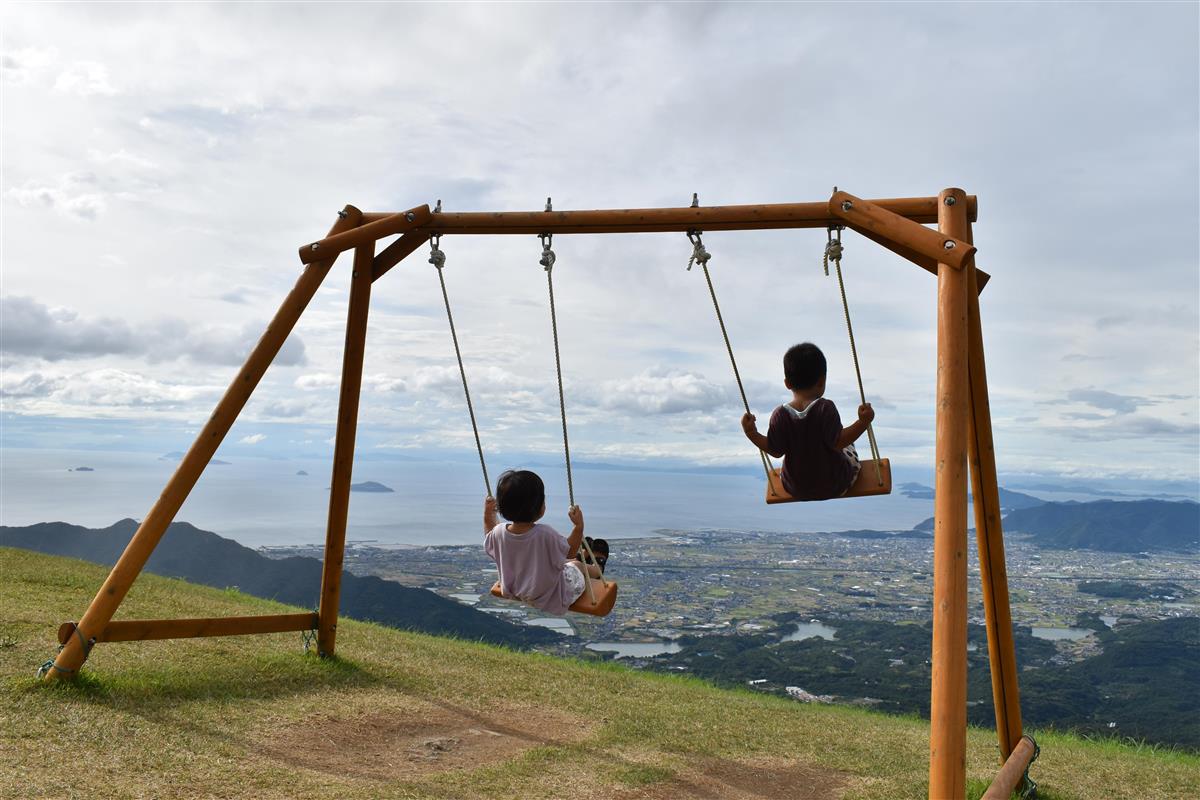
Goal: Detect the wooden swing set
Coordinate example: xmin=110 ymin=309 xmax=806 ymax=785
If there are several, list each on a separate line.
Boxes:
xmin=41 ymin=188 xmax=1037 ymax=800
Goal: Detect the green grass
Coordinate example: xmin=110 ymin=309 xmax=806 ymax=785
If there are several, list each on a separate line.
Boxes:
xmin=1 ymin=547 xmax=1196 ymax=799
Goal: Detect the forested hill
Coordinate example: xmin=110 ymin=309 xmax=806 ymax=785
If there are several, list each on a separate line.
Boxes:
xmin=1001 ymin=499 xmax=1199 ymax=552
xmin=0 ymin=520 xmax=556 ymax=647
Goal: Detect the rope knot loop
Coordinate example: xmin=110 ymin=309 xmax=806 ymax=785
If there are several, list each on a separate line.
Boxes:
xmin=686 ymin=231 xmax=711 ymax=271
xmin=539 ymin=233 xmax=556 ymax=271
xmin=823 ymin=226 xmax=843 ymax=276
xmin=428 ymin=235 xmax=446 ymax=270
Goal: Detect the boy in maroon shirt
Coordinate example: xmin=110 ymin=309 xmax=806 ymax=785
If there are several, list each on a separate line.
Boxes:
xmin=741 ymin=342 xmax=875 ymax=500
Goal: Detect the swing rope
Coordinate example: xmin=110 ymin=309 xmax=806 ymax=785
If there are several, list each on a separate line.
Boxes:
xmin=430 ymin=234 xmax=492 ymax=497
xmin=540 ymin=233 xmax=575 ymax=509
xmin=539 ymin=232 xmax=599 ymax=604
xmin=687 ymin=231 xmax=778 ymax=493
xmin=824 ymin=226 xmax=884 ymax=485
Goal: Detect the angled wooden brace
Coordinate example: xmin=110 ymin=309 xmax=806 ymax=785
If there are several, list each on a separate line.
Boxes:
xmin=299 ymin=204 xmax=433 ymax=265
xmin=43 ymin=206 xmax=364 ymax=681
xmin=830 ymin=190 xmax=977 ymax=271
xmin=372 ymin=230 xmax=432 ymax=282
xmin=846 ymin=224 xmax=992 ymax=292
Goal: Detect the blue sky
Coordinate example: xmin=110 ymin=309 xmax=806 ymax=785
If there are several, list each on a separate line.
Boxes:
xmin=2 ymin=3 xmax=1197 ymax=487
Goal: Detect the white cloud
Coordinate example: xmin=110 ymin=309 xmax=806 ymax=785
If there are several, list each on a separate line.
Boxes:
xmin=54 ymin=61 xmax=117 ymax=96
xmin=600 ymin=367 xmax=731 ymax=415
xmin=238 ymin=433 xmax=266 ymax=445
xmin=3 ymin=368 xmax=218 ymax=414
xmin=295 ymin=373 xmax=340 ymax=390
xmin=7 ymin=174 xmax=107 ymax=220
xmin=0 ymin=296 xmax=307 ymax=367
xmin=0 ymin=372 xmax=64 ymax=398
xmin=1 ymin=46 xmax=58 ymax=86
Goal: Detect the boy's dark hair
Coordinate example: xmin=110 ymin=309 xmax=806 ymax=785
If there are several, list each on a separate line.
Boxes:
xmin=495 ymin=469 xmax=545 ymax=522
xmin=783 ymin=342 xmax=827 ymax=390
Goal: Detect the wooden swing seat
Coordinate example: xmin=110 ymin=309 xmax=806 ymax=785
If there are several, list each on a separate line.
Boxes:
xmin=765 ymin=458 xmax=892 ymax=504
xmin=490 ymin=575 xmax=618 ymax=617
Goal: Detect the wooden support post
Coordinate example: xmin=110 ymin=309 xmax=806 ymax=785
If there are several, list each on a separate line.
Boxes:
xmin=929 ymin=187 xmax=972 ymax=799
xmin=59 ymin=613 xmax=317 ymax=643
xmin=316 ymin=242 xmax=374 ymax=657
xmin=982 ymin=736 xmax=1038 ymax=800
xmin=829 ymin=191 xmax=976 ymax=270
xmin=44 ymin=207 xmax=363 ymax=681
xmin=965 ymin=220 xmax=1025 ymax=760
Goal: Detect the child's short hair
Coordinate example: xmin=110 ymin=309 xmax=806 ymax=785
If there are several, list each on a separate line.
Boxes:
xmin=495 ymin=469 xmax=545 ymax=522
xmin=783 ymin=342 xmax=827 ymax=390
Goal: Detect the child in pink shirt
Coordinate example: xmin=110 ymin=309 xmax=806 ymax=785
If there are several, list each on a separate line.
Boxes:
xmin=483 ymin=470 xmax=602 ymax=616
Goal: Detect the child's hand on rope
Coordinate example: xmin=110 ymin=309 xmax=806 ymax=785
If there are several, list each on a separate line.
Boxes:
xmin=484 ymin=496 xmax=497 ymax=514
xmin=858 ymin=403 xmax=875 ymax=425
xmin=741 ymin=412 xmax=758 ymax=437
xmin=568 ymin=505 xmax=584 ymax=527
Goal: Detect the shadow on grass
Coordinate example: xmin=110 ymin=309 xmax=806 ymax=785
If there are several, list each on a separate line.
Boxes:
xmin=28 ymin=650 xmax=382 ymax=710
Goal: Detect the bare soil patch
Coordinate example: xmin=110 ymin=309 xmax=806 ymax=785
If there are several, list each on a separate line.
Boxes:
xmin=256 ymin=701 xmax=588 ymax=781
xmin=618 ymin=756 xmax=851 ymax=800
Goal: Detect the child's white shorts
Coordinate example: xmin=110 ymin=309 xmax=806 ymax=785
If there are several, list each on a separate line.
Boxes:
xmin=838 ymin=444 xmax=863 ymax=496
xmin=563 ymin=561 xmax=586 ymax=604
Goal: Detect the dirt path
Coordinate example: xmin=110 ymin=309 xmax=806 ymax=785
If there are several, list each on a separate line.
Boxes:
xmin=257 ymin=702 xmax=849 ymax=798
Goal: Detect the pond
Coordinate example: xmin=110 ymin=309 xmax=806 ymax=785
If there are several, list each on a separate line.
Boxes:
xmin=782 ymin=621 xmax=838 ymax=641
xmin=527 ymin=617 xmax=576 ymax=636
xmin=585 ymin=641 xmax=683 ymax=658
xmin=1031 ymin=626 xmax=1093 ymax=642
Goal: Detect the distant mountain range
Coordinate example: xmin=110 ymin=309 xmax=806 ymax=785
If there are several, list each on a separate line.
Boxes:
xmin=898 ymin=482 xmax=1045 ymax=511
xmin=912 ymin=499 xmax=1198 ymax=553
xmin=1003 ymin=500 xmax=1199 ymax=553
xmin=0 ymin=520 xmax=556 ymax=647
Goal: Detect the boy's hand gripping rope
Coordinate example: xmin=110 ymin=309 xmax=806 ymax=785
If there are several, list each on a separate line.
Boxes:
xmin=686 ymin=230 xmax=778 ymax=493
xmin=824 ymin=226 xmax=883 ymax=485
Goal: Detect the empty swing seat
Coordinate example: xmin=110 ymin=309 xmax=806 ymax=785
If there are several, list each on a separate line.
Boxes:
xmin=765 ymin=458 xmax=892 ymax=504
xmin=490 ymin=576 xmax=618 ymax=617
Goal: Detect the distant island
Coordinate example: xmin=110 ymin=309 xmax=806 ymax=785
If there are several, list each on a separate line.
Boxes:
xmin=296 ymin=470 xmax=309 ymax=476
xmin=351 ymin=481 xmax=394 ymax=493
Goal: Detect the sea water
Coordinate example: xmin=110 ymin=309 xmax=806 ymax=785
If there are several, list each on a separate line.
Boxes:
xmin=2 ymin=447 xmax=947 ymax=548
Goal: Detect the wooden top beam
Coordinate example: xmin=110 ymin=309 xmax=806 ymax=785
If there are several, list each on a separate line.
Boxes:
xmin=356 ymin=195 xmax=977 ymax=235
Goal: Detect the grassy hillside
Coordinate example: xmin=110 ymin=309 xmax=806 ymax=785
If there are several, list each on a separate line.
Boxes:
xmin=2 ymin=548 xmax=1196 ymax=800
